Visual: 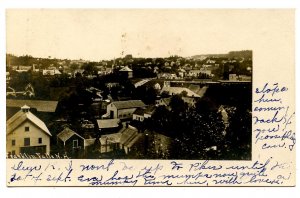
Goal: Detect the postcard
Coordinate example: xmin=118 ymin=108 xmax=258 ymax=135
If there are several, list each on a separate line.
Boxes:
xmin=5 ymin=9 xmax=295 ymax=186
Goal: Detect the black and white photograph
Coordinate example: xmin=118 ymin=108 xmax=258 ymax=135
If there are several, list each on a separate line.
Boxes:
xmin=3 ymin=7 xmax=296 ymax=188
xmin=6 ymin=9 xmax=252 ymax=160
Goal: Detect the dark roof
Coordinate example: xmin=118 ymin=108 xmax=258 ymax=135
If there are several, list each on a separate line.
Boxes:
xmin=144 ymin=105 xmax=156 ymax=115
xmin=7 ymin=99 xmax=58 ymax=112
xmin=133 ymin=108 xmax=145 ymax=116
xmin=97 ymin=119 xmax=120 ymax=129
xmin=119 ymin=127 xmax=138 ymax=145
xmin=57 ymin=127 xmax=84 ymax=142
xmin=112 ymin=100 xmax=146 ymax=110
xmin=133 ymin=106 xmax=156 ymax=116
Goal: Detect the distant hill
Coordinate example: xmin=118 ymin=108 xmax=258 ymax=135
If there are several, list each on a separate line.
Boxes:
xmin=191 ymin=54 xmax=227 ymax=60
xmin=227 ymin=50 xmax=252 ymax=59
xmin=191 ymin=50 xmax=252 ymax=60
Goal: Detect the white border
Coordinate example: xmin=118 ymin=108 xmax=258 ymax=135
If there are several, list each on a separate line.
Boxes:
xmin=0 ymin=0 xmax=299 ymax=198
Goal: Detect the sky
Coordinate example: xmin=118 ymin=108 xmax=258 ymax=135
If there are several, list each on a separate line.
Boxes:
xmin=6 ymin=9 xmax=269 ymax=61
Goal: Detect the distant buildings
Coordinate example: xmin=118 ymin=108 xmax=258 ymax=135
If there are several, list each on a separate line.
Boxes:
xmin=6 ymin=105 xmax=52 ymax=155
xmin=42 ymin=69 xmax=61 ymax=76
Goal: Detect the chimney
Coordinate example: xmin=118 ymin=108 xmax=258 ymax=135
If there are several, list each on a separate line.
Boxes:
xmin=21 ymin=105 xmax=30 ymax=113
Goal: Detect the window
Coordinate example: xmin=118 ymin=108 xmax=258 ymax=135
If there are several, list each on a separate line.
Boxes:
xmin=24 ymin=138 xmax=30 ymax=146
xmin=73 ymin=140 xmax=78 ymax=148
xmin=38 ymin=138 xmax=42 ymax=144
xmin=25 ymin=126 xmax=30 ymax=132
xmin=12 ymin=140 xmax=15 ymax=146
xmin=12 ymin=150 xmax=15 ymax=155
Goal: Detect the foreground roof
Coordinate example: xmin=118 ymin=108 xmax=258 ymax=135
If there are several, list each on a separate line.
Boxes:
xmin=57 ymin=127 xmax=84 ymax=142
xmin=97 ymin=119 xmax=120 ymax=129
xmin=7 ymin=99 xmax=58 ymax=112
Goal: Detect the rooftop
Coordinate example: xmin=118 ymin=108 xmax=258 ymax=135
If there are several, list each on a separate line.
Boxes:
xmin=97 ymin=119 xmax=121 ymax=129
xmin=111 ymin=100 xmax=146 ymax=110
xmin=119 ymin=66 xmax=133 ymax=72
xmin=57 ymin=127 xmax=84 ymax=142
xmin=7 ymin=99 xmax=58 ymax=112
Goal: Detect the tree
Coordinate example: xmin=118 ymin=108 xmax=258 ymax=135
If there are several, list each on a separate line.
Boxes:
xmin=82 ymin=62 xmax=97 ymax=75
xmin=173 ymin=108 xmax=225 ymax=159
xmin=169 ymin=95 xmax=186 ymax=114
xmin=70 ymin=63 xmax=79 ymax=72
xmin=224 ymin=107 xmax=251 ymax=160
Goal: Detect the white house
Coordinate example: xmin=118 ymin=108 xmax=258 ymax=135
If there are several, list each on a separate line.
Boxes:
xmin=104 ymin=100 xmax=146 ymax=119
xmin=6 ymin=105 xmax=52 ymax=156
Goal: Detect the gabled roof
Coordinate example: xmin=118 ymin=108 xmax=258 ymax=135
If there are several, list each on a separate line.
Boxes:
xmin=125 ymin=133 xmax=143 ymax=148
xmin=100 ymin=126 xmax=142 ymax=149
xmin=7 ymin=99 xmax=58 ymax=112
xmin=119 ymin=128 xmax=138 ymax=146
xmin=111 ymin=100 xmax=146 ymax=110
xmin=6 ymin=109 xmax=51 ymax=136
xmin=119 ymin=66 xmax=132 ymax=72
xmin=97 ymin=119 xmax=120 ymax=129
xmin=57 ymin=127 xmax=84 ymax=142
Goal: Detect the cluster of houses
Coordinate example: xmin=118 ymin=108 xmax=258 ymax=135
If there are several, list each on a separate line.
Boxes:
xmin=6 ymin=95 xmax=174 ymax=158
xmin=6 ymin=75 xmax=210 ymax=158
xmin=6 ymin=55 xmax=249 ymax=158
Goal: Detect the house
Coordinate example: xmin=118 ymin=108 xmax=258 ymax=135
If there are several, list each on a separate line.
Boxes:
xmin=96 ymin=119 xmax=121 ymax=134
xmin=187 ymin=69 xmax=202 ymax=77
xmin=177 ymin=69 xmax=186 ymax=78
xmin=24 ymin=83 xmax=35 ymax=98
xmin=133 ymin=106 xmax=156 ymax=121
xmin=157 ymin=73 xmax=177 ymax=79
xmin=86 ymin=87 xmax=103 ymax=101
xmin=132 ymin=108 xmax=145 ymax=122
xmin=57 ymin=127 xmax=85 ymax=158
xmin=155 ymin=97 xmax=171 ymax=107
xmin=6 ymin=105 xmax=52 ymax=155
xmin=73 ymin=69 xmax=85 ymax=77
xmin=104 ymin=100 xmax=146 ymax=119
xmin=99 ymin=125 xmax=143 ymax=154
xmin=119 ymin=66 xmax=133 ymax=79
xmin=14 ymin=65 xmax=32 ymax=73
xmin=187 ymin=85 xmax=208 ymax=98
xmin=42 ymin=69 xmax=61 ymax=76
xmin=229 ymin=74 xmax=238 ymax=81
